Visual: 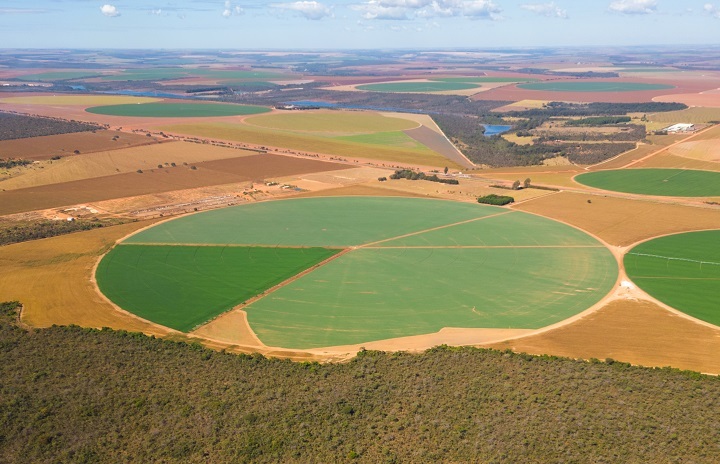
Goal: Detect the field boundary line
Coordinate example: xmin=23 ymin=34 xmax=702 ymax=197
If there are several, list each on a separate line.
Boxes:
xmin=628 ymin=252 xmax=720 ymax=267
xmin=361 ymin=210 xmax=514 ymax=248
xmin=620 ymin=125 xmax=716 ymax=169
xmin=119 ymin=242 xmax=346 ymax=249
xmin=366 ymin=245 xmax=605 ymax=249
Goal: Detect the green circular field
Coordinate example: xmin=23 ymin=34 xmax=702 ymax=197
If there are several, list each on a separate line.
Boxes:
xmin=625 ymin=230 xmax=720 ymax=326
xmin=244 ymin=111 xmax=417 ymax=133
xmin=86 ymin=102 xmax=271 ymax=117
xmin=575 ymin=169 xmax=720 ymax=197
xmin=516 ymin=81 xmax=675 ymax=92
xmin=96 ymin=197 xmax=618 ymax=349
xmin=356 ymin=81 xmax=478 ymax=93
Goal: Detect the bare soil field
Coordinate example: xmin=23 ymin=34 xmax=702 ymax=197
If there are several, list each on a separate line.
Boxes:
xmin=514 ymin=191 xmax=720 ymax=246
xmin=0 ymin=154 xmax=346 ymax=215
xmin=669 ymin=140 xmax=720 ymax=162
xmin=648 ymin=107 xmax=720 ymax=124
xmin=0 ymin=95 xmax=160 ymax=106
xmin=291 ymin=184 xmax=427 ymax=198
xmin=489 ymin=299 xmax=720 ymax=374
xmin=654 ymin=90 xmax=720 ymax=107
xmin=1 ymin=141 xmax=258 ymax=190
xmin=0 ymin=130 xmax=159 ymax=160
xmin=404 ymin=125 xmax=473 ymax=168
xmin=0 ymin=220 xmax=174 ymax=333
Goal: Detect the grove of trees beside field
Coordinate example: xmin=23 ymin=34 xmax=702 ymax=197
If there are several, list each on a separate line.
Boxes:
xmin=1 ymin=302 xmax=720 ymax=463
xmin=0 ymin=112 xmax=103 ymax=141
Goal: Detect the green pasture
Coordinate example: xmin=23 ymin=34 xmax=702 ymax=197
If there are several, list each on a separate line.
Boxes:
xmin=432 ymin=77 xmax=538 ymax=83
xmin=244 ymin=112 xmax=417 ymax=134
xmin=625 ymin=230 xmax=720 ymax=326
xmin=100 ymin=68 xmax=288 ymax=82
xmin=333 ymin=131 xmax=431 ymax=150
xmin=517 ymin=82 xmax=675 ymax=92
xmin=86 ymin=102 xmax=271 ymax=118
xmin=96 ymin=245 xmax=339 ymax=332
xmin=377 ymin=211 xmax=601 ymax=248
xmin=160 ymin=122 xmax=457 ymax=167
xmin=356 ymin=82 xmax=479 ymax=93
xmin=575 ymin=169 xmax=720 ymax=197
xmin=246 ymin=246 xmax=617 ymax=348
xmin=125 ymin=197 xmax=500 ymax=247
xmin=16 ymin=71 xmax=101 ymax=81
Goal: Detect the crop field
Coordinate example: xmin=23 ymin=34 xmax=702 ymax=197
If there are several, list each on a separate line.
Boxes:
xmin=96 ymin=245 xmax=340 ymax=331
xmin=161 ymin=122 xmax=458 ymax=167
xmin=575 ymin=169 xmax=720 ymax=196
xmin=86 ymin=102 xmax=271 ymax=117
xmin=626 ymin=231 xmax=720 ymax=326
xmin=517 ymin=82 xmax=675 ymax=92
xmin=648 ymin=107 xmax=720 ymax=124
xmin=0 ymin=95 xmax=159 ymax=106
xmin=100 ymin=68 xmax=289 ymax=82
xmin=433 ymin=77 xmax=538 ymax=83
xmin=1 ymin=141 xmax=257 ymax=190
xmin=0 ymin=154 xmax=346 ymax=215
xmin=99 ymin=197 xmax=617 ymax=349
xmin=0 ymin=130 xmax=158 ymax=160
xmin=356 ymin=81 xmax=479 ymax=93
xmin=15 ymin=71 xmax=102 ymax=81
xmin=244 ymin=111 xmax=418 ymax=133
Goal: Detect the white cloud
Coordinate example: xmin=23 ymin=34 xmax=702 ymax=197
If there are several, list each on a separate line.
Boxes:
xmin=705 ymin=3 xmax=720 ymax=18
xmin=608 ymin=0 xmax=657 ymax=15
xmin=222 ymin=1 xmax=244 ymax=18
xmin=100 ymin=4 xmax=120 ymax=17
xmin=521 ymin=2 xmax=567 ymax=18
xmin=150 ymin=9 xmax=165 ymax=16
xmin=271 ymin=1 xmax=333 ymax=20
xmin=354 ymin=0 xmax=501 ymax=21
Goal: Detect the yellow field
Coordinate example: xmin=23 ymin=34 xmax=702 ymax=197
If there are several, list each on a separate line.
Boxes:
xmin=492 ymin=99 xmax=549 ymax=112
xmin=501 ymin=133 xmax=534 ymax=145
xmin=0 ymin=95 xmax=160 ymax=106
xmin=244 ymin=110 xmax=418 ymax=134
xmin=514 ymin=191 xmax=720 ymax=246
xmin=648 ymin=107 xmax=720 ymax=124
xmin=0 ymin=220 xmax=175 ymax=334
xmin=160 ymin=122 xmax=459 ymax=168
xmin=0 ymin=141 xmax=258 ymax=190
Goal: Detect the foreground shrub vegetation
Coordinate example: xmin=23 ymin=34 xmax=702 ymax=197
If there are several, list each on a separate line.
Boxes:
xmin=1 ymin=303 xmax=720 ymax=463
xmin=0 ymin=112 xmax=103 ymax=141
xmin=0 ymin=218 xmax=130 ymax=246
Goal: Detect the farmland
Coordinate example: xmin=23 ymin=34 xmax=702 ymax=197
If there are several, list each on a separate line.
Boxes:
xmin=244 ymin=111 xmax=418 ymax=133
xmin=575 ymin=168 xmax=720 ymax=196
xmin=625 ymin=231 xmax=720 ymax=326
xmin=517 ymin=82 xmax=675 ymax=92
xmin=356 ymin=81 xmax=480 ymax=93
xmin=86 ymin=102 xmax=271 ymax=117
xmin=100 ymin=197 xmax=617 ymax=349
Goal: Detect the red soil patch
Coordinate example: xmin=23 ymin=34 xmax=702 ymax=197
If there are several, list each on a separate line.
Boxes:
xmin=653 ymin=89 xmax=720 ymax=108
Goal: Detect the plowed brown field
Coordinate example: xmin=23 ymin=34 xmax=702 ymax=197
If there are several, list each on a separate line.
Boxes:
xmin=0 ymin=130 xmax=158 ymax=160
xmin=0 ymin=154 xmax=346 ymax=215
xmin=514 ymin=191 xmax=720 ymax=246
xmin=489 ymin=300 xmax=720 ymax=374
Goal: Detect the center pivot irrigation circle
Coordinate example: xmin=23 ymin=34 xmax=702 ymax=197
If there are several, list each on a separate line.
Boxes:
xmin=96 ymin=197 xmax=618 ymax=349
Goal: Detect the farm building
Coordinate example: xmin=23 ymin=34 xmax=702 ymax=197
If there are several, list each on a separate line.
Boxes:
xmin=663 ymin=123 xmax=695 ymax=133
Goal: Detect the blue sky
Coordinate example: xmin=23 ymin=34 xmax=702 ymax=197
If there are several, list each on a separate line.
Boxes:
xmin=0 ymin=1 xmax=719 ymax=49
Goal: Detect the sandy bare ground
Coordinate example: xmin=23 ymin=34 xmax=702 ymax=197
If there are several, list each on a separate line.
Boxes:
xmin=513 ymin=191 xmax=720 ymax=247
xmin=489 ymin=299 xmax=720 ymax=375
xmin=654 ymin=90 xmax=720 ymax=107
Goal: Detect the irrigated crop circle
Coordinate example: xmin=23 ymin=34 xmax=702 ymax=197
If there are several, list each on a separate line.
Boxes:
xmin=575 ymin=169 xmax=720 ymax=197
xmin=96 ymin=197 xmax=618 ymax=349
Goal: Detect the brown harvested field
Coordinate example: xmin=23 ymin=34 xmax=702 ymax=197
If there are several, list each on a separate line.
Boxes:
xmin=291 ymin=183 xmax=428 ymax=198
xmin=473 ymin=78 xmax=716 ymax=103
xmin=479 ymin=168 xmax=584 ymax=189
xmin=0 ymin=154 xmax=347 ymax=215
xmin=489 ymin=299 xmax=720 ymax=374
xmin=0 ymin=130 xmax=159 ymax=160
xmin=654 ymin=90 xmax=720 ymax=107
xmin=514 ymin=191 xmax=720 ymax=246
xmin=492 ymin=99 xmax=549 ymax=112
xmin=588 ymin=136 xmax=682 ymax=170
xmin=635 ymin=152 xmax=720 ymax=172
xmin=0 ymin=219 xmax=174 ymax=334
xmin=648 ymin=106 xmax=720 ymax=124
xmin=1 ymin=141 xmax=258 ymax=190
xmin=669 ymin=140 xmax=720 ymax=162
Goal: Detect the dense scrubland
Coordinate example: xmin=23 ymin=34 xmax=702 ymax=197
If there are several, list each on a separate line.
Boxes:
xmin=0 ymin=112 xmax=103 ymax=141
xmin=1 ymin=302 xmax=720 ymax=463
xmin=0 ymin=218 xmax=129 ymax=246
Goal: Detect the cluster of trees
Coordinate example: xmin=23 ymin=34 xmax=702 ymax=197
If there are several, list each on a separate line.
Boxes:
xmin=566 ymin=116 xmax=632 ymax=126
xmin=0 ymin=158 xmax=32 ymax=169
xmin=0 ymin=218 xmax=128 ymax=246
xmin=389 ymin=169 xmax=459 ymax=184
xmin=0 ymin=112 xmax=103 ymax=141
xmin=535 ymin=125 xmax=647 ymax=143
xmin=477 ymin=194 xmax=515 ymax=205
xmin=2 ymin=303 xmax=720 ymax=462
xmin=509 ymin=101 xmax=686 ymax=118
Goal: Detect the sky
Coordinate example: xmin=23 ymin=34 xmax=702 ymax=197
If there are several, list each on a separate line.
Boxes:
xmin=0 ymin=0 xmax=719 ymax=49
